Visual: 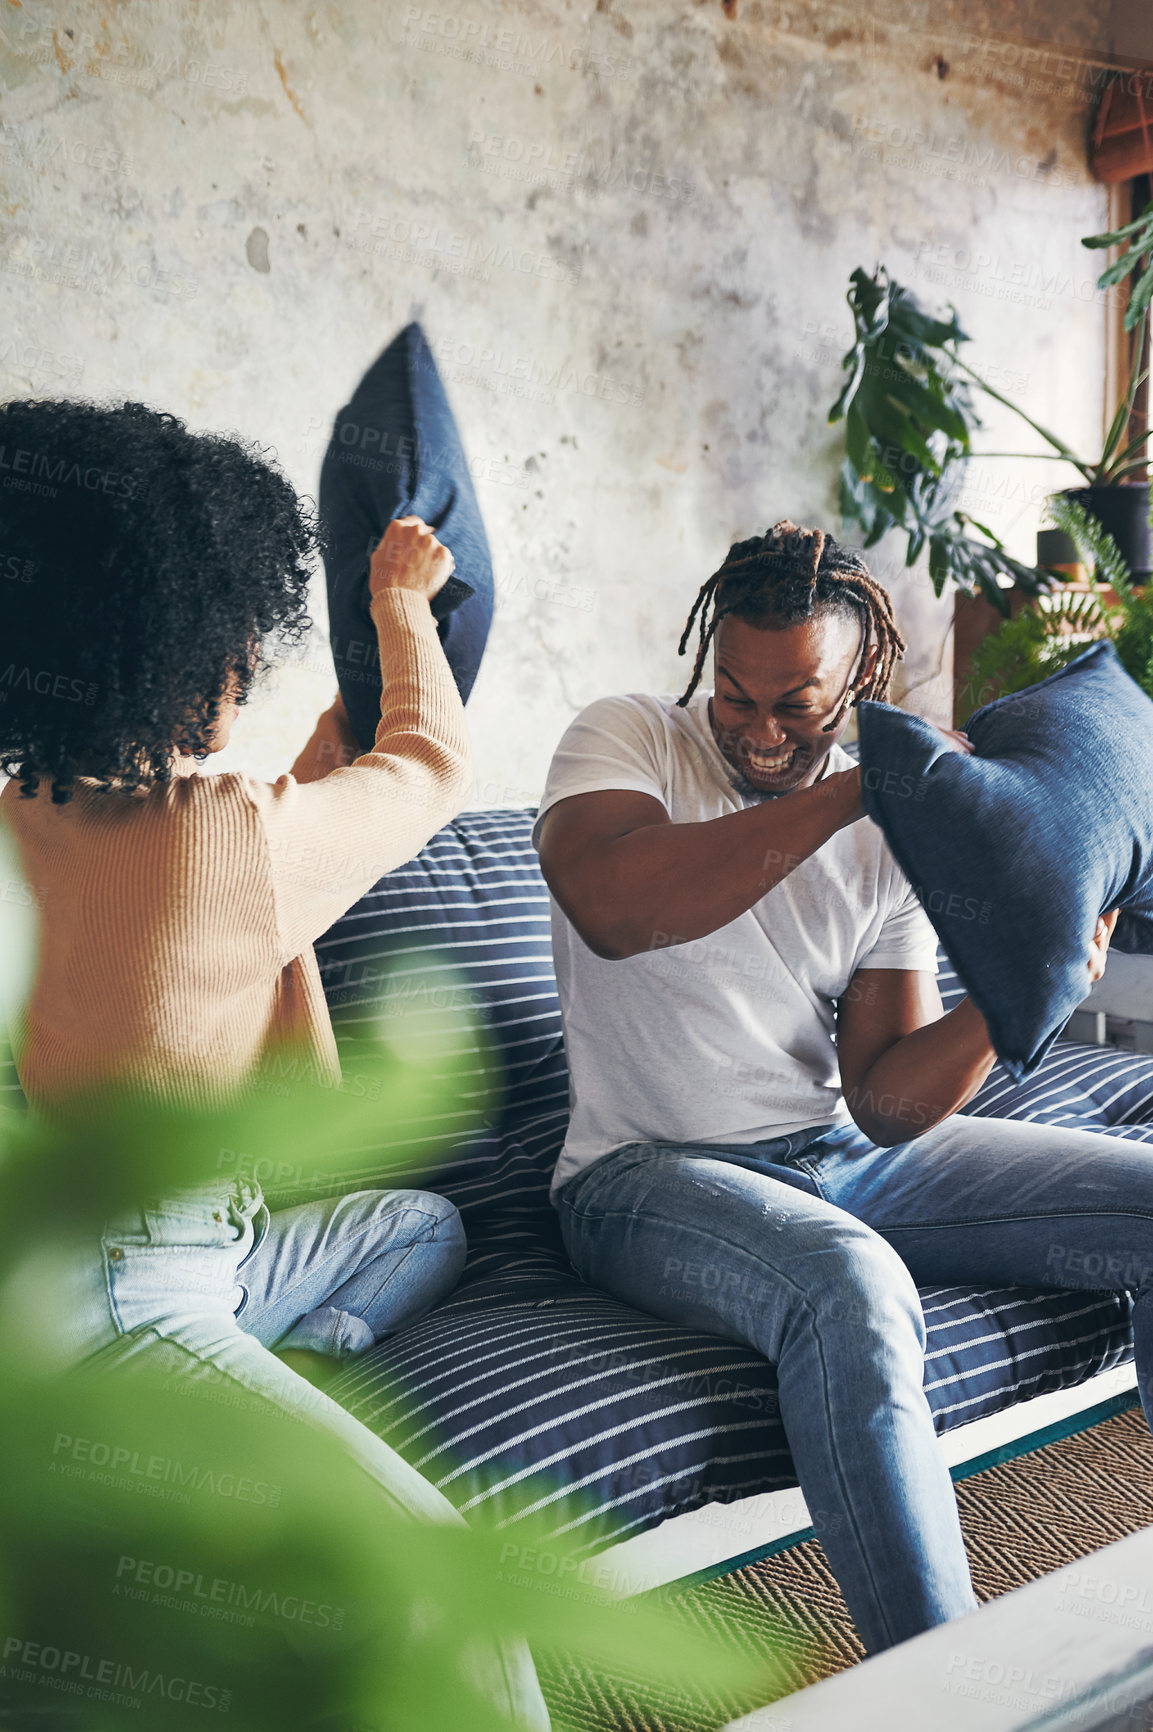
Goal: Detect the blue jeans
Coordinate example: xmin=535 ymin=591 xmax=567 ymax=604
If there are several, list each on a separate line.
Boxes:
xmin=233 ymin=1185 xmax=468 ymax=1357
xmin=557 ymin=1111 xmax=1153 ymax=1655
xmin=57 ymin=1177 xmax=549 ymax=1731
xmin=799 ymin=1114 xmax=1153 ymax=1420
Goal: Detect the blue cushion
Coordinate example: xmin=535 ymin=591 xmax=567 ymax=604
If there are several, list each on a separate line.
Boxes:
xmin=311 ymin=807 xmax=1147 ymax=1543
xmin=858 ymin=642 xmax=1153 ymax=1080
xmin=319 ymin=322 xmax=494 ymax=752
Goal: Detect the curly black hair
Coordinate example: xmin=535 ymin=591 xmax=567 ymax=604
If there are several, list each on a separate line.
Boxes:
xmin=676 ymin=519 xmax=906 ymax=718
xmin=0 ymin=398 xmax=321 ymax=802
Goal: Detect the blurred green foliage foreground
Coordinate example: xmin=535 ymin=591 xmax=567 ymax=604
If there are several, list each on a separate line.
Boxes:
xmin=0 ymin=822 xmax=783 ymax=1731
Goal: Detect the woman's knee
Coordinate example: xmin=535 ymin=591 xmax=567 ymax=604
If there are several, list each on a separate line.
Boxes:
xmin=321 ymin=1189 xmax=467 ymax=1312
xmin=342 ymin=1187 xmax=465 ymax=1246
xmin=418 ymin=1193 xmax=467 ymax=1273
xmin=388 ymin=1190 xmax=467 ymax=1289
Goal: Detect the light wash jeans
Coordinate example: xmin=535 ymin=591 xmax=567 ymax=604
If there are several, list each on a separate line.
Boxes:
xmin=556 ymin=1112 xmax=1153 ymax=1656
xmin=58 ymin=1176 xmax=550 ymax=1731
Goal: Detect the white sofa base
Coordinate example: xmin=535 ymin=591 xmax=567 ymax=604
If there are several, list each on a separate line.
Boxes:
xmin=600 ymin=1362 xmax=1140 ymax=1598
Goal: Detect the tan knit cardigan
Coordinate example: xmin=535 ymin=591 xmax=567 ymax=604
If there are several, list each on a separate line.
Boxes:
xmin=0 ymin=589 xmax=472 ymax=1113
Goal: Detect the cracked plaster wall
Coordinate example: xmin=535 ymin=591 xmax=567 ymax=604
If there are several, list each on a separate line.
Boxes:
xmin=0 ymin=0 xmax=1116 ymax=797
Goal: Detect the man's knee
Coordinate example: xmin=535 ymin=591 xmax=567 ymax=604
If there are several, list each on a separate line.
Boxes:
xmin=811 ymin=1226 xmax=923 ymax=1338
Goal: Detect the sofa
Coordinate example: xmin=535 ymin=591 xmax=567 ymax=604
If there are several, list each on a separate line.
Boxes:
xmin=4 ymin=802 xmax=1144 ymax=1575
xmin=287 ymin=806 xmax=1153 ymax=1568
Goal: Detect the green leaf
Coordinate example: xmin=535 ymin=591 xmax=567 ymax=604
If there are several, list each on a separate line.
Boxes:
xmin=1081 ymin=202 xmax=1153 ymax=331
xmin=1096 ymin=242 xmax=1153 ymax=288
xmin=1107 ymin=425 xmax=1153 ymax=473
xmin=0 ymin=916 xmax=797 ymax=1732
xmin=844 ymin=405 xmax=875 ymax=476
xmin=880 ymin=372 xmax=971 ymax=446
xmin=839 ymin=463 xmax=895 ymax=545
xmin=846 ymin=264 xmax=889 ymax=335
xmin=880 ymin=410 xmax=942 ymax=474
xmin=0 ymin=1354 xmax=783 ymax=1732
xmin=829 ymin=344 xmax=868 ymax=423
xmin=928 ymin=534 xmax=954 ymax=596
xmin=1099 ymin=394 xmax=1133 ymax=472
xmin=1124 ymin=262 xmax=1153 ymax=331
xmin=1082 ymin=200 xmax=1153 ymax=248
xmin=1043 ymin=493 xmax=1134 ymax=598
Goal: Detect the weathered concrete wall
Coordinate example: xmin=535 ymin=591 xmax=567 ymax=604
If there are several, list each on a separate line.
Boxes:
xmin=0 ymin=0 xmax=1115 ymax=795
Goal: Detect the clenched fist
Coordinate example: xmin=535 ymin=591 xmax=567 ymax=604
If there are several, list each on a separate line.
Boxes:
xmin=369 ymin=516 xmax=455 ymax=604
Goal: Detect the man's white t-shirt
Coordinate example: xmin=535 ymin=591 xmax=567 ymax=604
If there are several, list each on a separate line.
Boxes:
xmin=532 ymin=689 xmax=941 ymax=1196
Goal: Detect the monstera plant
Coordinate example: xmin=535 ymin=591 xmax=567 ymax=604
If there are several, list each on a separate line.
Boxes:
xmin=830 ymin=254 xmax=1151 ymax=612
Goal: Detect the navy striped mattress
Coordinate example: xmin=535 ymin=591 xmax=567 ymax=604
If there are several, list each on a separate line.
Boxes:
xmin=309 ymin=808 xmax=1151 ymax=1551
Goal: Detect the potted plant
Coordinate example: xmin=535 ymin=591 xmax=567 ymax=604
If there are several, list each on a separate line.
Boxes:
xmin=829 ymin=239 xmax=1151 ymax=609
xmin=962 ymin=496 xmax=1153 ymax=710
xmin=1073 ymin=198 xmax=1153 ymax=580
xmin=828 ymin=266 xmax=1041 ymax=614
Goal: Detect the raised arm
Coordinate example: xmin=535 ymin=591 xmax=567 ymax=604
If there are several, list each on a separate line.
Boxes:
xmin=251 ymin=518 xmax=473 ymax=958
xmin=537 ymin=770 xmax=865 ymax=961
xmin=290 ymin=691 xmax=359 ymax=784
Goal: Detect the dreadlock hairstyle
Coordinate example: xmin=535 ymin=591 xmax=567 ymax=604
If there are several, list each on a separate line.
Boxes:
xmin=676 ymin=520 xmax=905 ymax=729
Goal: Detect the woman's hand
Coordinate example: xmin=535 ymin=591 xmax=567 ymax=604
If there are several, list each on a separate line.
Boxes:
xmin=1088 ymin=908 xmax=1120 ymax=986
xmin=369 ymin=516 xmax=455 ymax=604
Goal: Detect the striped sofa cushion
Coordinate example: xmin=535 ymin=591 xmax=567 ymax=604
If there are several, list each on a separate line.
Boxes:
xmin=315 ymin=805 xmax=565 ymax=1131
xmin=331 ymin=1274 xmax=1135 ymax=1551
xmin=299 ymin=807 xmax=572 ymax=1287
xmin=317 ymin=808 xmax=1147 ymax=1547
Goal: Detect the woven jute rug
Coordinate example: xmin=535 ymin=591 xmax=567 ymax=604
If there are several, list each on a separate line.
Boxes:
xmin=538 ymin=1398 xmax=1153 ymax=1732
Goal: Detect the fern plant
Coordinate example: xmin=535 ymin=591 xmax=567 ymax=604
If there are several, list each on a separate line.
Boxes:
xmin=964 ymin=496 xmax=1153 ymax=712
xmin=1048 ymin=495 xmax=1153 ymax=700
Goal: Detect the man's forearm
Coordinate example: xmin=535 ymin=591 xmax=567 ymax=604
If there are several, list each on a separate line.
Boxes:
xmin=580 ymin=770 xmax=862 ymax=958
xmin=846 ymin=997 xmax=998 ymax=1146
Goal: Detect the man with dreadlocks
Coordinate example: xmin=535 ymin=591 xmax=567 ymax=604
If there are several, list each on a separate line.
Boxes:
xmin=534 ymin=519 xmax=1121 ymax=1657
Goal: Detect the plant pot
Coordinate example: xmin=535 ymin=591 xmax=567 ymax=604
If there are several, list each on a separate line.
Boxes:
xmin=1035 ymin=526 xmax=1082 ymax=572
xmin=1061 ymin=483 xmax=1151 ymax=584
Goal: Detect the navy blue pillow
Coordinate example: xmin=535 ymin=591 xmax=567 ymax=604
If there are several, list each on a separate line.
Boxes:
xmin=857 ymin=642 xmax=1153 ymax=1080
xmin=319 ymin=323 xmax=494 ymax=754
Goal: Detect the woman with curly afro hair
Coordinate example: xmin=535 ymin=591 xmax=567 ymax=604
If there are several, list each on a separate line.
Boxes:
xmin=0 ymin=398 xmax=550 ymax=1729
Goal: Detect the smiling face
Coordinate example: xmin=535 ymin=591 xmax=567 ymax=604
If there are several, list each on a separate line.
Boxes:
xmin=708 ymin=607 xmax=871 ymax=796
